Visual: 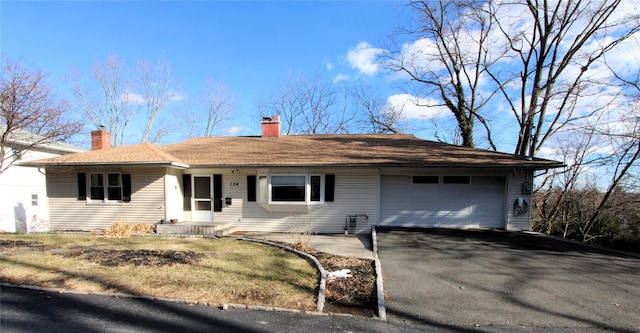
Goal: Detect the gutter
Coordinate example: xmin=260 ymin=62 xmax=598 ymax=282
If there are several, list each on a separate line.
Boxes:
xmin=19 ymin=161 xmax=190 ymax=169
xmin=186 ymin=162 xmax=566 ymax=170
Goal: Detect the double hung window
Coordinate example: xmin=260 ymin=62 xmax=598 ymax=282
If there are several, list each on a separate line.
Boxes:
xmin=77 ymin=172 xmax=131 ymax=203
xmin=89 ymin=173 xmax=122 ymax=201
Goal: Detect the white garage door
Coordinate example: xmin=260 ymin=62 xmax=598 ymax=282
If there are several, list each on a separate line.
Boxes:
xmin=380 ymin=175 xmax=505 ymax=229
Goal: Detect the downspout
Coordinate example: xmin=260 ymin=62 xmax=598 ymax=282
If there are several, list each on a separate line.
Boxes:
xmin=502 ymin=171 xmax=511 ymax=230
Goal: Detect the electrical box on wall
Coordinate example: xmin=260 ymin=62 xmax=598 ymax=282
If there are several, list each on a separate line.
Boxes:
xmin=521 ymin=181 xmax=533 ymax=195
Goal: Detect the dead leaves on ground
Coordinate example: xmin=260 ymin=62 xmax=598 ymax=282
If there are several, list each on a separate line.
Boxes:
xmin=60 ymin=249 xmax=206 ymax=267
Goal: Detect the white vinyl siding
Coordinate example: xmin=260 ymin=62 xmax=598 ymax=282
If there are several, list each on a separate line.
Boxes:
xmin=46 ymin=168 xmax=166 ymax=230
xmin=505 ymin=170 xmax=534 ymax=230
xmin=212 ymin=171 xmax=378 ymax=234
xmin=380 ymin=175 xmax=505 ymax=229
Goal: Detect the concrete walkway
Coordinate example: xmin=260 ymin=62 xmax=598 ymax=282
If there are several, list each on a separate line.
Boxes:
xmin=241 ymin=232 xmax=374 ymax=259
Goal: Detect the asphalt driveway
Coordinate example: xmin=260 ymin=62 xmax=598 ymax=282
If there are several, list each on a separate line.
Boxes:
xmin=376 ymin=228 xmax=640 ymax=332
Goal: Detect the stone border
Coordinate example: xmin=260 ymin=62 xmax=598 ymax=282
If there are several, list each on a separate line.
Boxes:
xmin=236 ymin=237 xmax=327 ymax=312
xmin=0 ymin=282 xmax=348 ymax=317
xmin=371 ymin=226 xmax=387 ymax=321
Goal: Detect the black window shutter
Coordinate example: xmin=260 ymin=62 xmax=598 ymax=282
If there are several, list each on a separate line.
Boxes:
xmin=77 ymin=173 xmax=86 ymax=200
xmin=122 ymin=174 xmax=132 ymax=202
xmin=213 ymin=174 xmax=222 ymax=212
xmin=325 ymin=174 xmax=335 ymax=202
xmin=182 ymin=174 xmax=191 ymax=211
xmin=247 ymin=175 xmax=256 ymax=202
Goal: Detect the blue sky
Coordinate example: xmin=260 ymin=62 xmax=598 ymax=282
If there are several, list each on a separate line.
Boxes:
xmin=2 ymin=1 xmax=414 ymax=144
xmin=5 ymin=1 xmax=636 ymax=160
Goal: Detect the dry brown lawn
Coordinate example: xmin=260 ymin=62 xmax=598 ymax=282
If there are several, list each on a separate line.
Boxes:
xmin=0 ymin=234 xmax=318 ymax=310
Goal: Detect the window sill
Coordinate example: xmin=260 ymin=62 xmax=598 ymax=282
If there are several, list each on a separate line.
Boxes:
xmin=85 ymin=200 xmax=124 ymax=206
xmin=257 ymin=202 xmax=322 ymax=213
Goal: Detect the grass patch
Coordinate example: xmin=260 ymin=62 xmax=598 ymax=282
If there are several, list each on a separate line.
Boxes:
xmin=0 ymin=234 xmax=318 ymax=310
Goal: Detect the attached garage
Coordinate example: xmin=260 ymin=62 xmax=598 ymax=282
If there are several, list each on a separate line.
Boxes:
xmin=380 ymin=175 xmax=506 ymax=229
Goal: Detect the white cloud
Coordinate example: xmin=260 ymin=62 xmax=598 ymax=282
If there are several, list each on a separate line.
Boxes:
xmin=120 ymin=92 xmax=145 ymax=105
xmin=346 ymin=41 xmax=385 ymax=76
xmin=169 ymin=90 xmax=186 ymax=103
xmin=332 ymin=73 xmax=350 ymax=83
xmin=386 ymin=94 xmax=449 ymax=119
xmin=223 ymin=126 xmax=247 ymax=136
xmin=120 ymin=90 xmax=186 ymax=105
xmin=325 ymin=60 xmax=334 ymax=71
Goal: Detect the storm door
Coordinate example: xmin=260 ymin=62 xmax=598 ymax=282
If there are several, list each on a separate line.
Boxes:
xmin=192 ymin=176 xmax=212 ymax=222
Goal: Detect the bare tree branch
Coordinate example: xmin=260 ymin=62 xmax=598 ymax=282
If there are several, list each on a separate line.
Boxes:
xmin=1 ymin=57 xmax=81 ymax=174
xmin=138 ymin=56 xmax=178 ymax=143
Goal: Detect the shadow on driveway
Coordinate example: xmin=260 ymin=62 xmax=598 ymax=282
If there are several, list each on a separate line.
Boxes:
xmin=376 ymin=227 xmax=640 ymax=332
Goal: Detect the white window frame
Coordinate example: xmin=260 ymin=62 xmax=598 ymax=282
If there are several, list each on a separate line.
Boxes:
xmin=260 ymin=174 xmax=325 ymax=205
xmin=88 ymin=172 xmax=123 ymax=203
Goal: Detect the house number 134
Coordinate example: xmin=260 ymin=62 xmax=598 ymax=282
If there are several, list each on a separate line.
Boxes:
xmin=229 ymin=182 xmax=239 ymax=186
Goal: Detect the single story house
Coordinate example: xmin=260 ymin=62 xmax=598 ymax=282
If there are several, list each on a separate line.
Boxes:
xmin=24 ymin=116 xmax=563 ymax=234
xmin=1 ymin=127 xmax=86 ymax=233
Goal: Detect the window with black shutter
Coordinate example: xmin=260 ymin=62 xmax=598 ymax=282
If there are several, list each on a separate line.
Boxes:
xmin=247 ymin=175 xmax=256 ymax=202
xmin=182 ymin=174 xmax=191 ymax=210
xmin=325 ymin=174 xmax=335 ymax=202
xmin=122 ymin=174 xmax=131 ymax=202
xmin=77 ymin=173 xmax=86 ymax=200
xmin=213 ymin=174 xmax=222 ymax=212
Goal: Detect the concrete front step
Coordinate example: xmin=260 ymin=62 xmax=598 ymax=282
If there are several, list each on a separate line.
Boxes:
xmin=156 ymin=223 xmax=235 ymax=237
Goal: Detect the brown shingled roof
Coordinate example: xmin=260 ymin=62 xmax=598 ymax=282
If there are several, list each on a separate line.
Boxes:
xmin=24 ymin=142 xmax=187 ymax=167
xmin=24 ymin=134 xmax=563 ymax=170
xmin=161 ymin=134 xmax=562 ymax=169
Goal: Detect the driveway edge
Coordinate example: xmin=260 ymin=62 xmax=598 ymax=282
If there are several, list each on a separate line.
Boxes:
xmin=371 ymin=226 xmax=386 ymax=321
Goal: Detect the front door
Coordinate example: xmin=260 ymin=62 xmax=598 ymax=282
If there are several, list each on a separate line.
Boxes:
xmin=192 ymin=176 xmax=212 ymax=222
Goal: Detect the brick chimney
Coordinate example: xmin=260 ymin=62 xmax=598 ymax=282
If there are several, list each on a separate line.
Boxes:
xmin=91 ymin=128 xmax=111 ymax=150
xmin=261 ymin=115 xmax=281 ymax=138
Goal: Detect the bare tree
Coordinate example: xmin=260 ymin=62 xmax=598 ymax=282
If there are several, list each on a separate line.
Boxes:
xmin=490 ymin=0 xmax=640 ymax=157
xmin=387 ymin=0 xmax=502 ymax=149
xmin=258 ymin=71 xmax=302 ymax=135
xmin=352 ymin=85 xmax=404 ymax=133
xmin=533 ymin=103 xmax=640 ymax=243
xmin=201 ymin=78 xmax=235 ymax=137
xmin=391 ymin=0 xmax=639 ymax=157
xmin=259 ymin=71 xmax=351 ymax=134
xmin=138 ymin=57 xmax=179 ymax=143
xmin=70 ymin=55 xmax=137 ymax=147
xmin=1 ymin=58 xmax=81 ymax=174
xmin=70 ymin=55 xmax=182 ymax=146
xmin=533 ymin=125 xmax=604 ymax=237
